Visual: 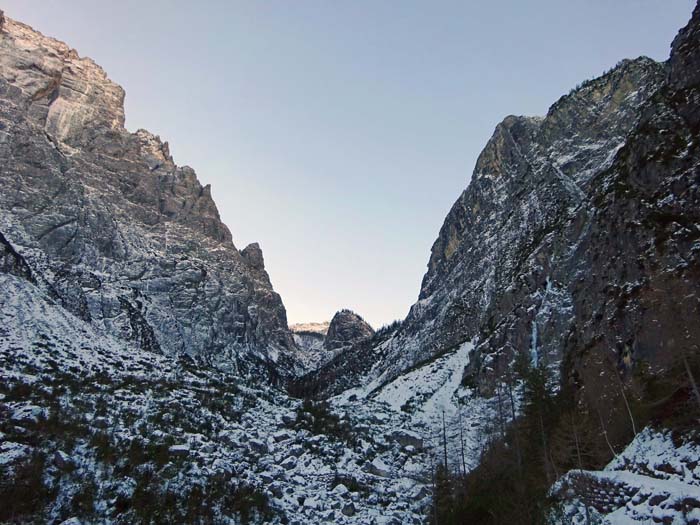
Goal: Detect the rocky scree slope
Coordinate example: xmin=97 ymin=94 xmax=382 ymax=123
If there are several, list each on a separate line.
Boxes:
xmin=0 ymin=13 xmax=298 ymax=380
xmin=0 ymin=272 xmax=431 ymax=524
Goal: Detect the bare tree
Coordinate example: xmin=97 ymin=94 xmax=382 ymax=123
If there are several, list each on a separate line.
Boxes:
xmin=458 ymin=407 xmax=467 ymax=476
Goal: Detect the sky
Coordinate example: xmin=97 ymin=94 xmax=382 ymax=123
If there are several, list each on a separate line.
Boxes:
xmin=4 ymin=1 xmax=695 ymax=327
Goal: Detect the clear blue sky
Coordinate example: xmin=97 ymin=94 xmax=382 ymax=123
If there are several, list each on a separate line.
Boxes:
xmin=5 ymin=1 xmax=695 ymax=327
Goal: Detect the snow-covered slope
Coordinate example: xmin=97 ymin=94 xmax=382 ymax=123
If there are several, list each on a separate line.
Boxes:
xmin=0 ymin=273 xmax=431 ymax=523
xmin=552 ymin=428 xmax=700 ymax=524
xmin=335 ymin=341 xmax=505 ymax=476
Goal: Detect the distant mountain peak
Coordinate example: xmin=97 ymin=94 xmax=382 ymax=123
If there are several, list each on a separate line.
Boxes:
xmin=324 ymin=309 xmax=374 ymax=351
xmin=290 ymin=321 xmax=330 ymax=335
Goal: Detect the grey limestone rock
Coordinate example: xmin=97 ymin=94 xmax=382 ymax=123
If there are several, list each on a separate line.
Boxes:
xmin=324 ymin=309 xmax=374 ymax=351
xmin=0 ymin=15 xmax=299 ymax=381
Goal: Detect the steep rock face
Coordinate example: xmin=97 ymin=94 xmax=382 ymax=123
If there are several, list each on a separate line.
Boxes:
xmin=563 ymin=2 xmax=700 ymax=410
xmin=322 ymin=55 xmax=669 ymax=393
xmin=324 ymin=310 xmax=374 ymax=351
xmin=0 ymin=15 xmax=297 ymax=378
xmin=308 ymin=10 xmax=699 ymax=399
xmin=302 ymin=56 xmax=668 ymax=396
xmin=392 ymin=56 xmax=667 ymax=385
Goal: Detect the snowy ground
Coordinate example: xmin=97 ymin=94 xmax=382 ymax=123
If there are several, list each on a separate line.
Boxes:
xmin=0 ymin=273 xmax=431 ymax=524
xmin=336 ymin=341 xmax=501 ymax=475
xmin=552 ymin=428 xmax=700 ymax=524
xmin=5 ymin=269 xmax=697 ymax=524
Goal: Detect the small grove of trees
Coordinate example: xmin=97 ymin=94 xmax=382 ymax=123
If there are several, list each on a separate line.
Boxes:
xmin=429 ymin=344 xmax=700 ymax=525
xmin=374 ymin=319 xmax=404 ymax=339
xmin=289 ymin=398 xmax=356 ymax=446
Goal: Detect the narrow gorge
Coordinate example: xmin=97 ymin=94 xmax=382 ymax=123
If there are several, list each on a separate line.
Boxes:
xmin=1 ymin=4 xmax=699 ymax=524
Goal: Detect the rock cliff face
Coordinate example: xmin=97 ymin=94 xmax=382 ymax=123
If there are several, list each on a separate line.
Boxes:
xmin=378 ymin=56 xmax=670 ymax=387
xmin=308 ymin=7 xmax=699 ymax=403
xmin=0 ymin=14 xmax=297 ymax=378
xmin=324 ymin=310 xmax=374 ymax=351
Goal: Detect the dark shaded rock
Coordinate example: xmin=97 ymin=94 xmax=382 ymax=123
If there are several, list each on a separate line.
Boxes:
xmin=668 ymin=2 xmax=700 ymax=92
xmin=0 ymin=231 xmax=34 ymax=283
xmin=341 ymin=502 xmax=356 ymax=517
xmin=386 ymin=429 xmax=423 ymax=450
xmin=240 ymin=242 xmax=265 ymax=271
xmin=168 ymin=444 xmax=190 ymax=458
xmin=324 ymin=310 xmax=374 ymax=351
xmin=53 ymin=450 xmax=73 ymax=471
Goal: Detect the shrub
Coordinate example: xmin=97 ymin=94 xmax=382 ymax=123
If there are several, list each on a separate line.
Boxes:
xmin=293 ymin=399 xmax=355 ymax=445
xmin=0 ymin=452 xmax=51 ymax=522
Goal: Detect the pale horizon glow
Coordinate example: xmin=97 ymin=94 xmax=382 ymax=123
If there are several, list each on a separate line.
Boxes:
xmin=4 ymin=1 xmax=695 ymax=327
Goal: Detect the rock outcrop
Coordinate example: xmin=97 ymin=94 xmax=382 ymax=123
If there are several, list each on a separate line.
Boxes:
xmin=0 ymin=15 xmax=297 ymax=379
xmin=378 ymin=55 xmax=670 ymax=386
xmin=324 ymin=310 xmax=374 ymax=351
xmin=306 ymin=6 xmax=700 ymax=407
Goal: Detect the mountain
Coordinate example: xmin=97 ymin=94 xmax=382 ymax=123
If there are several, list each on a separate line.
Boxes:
xmin=324 ymin=310 xmax=374 ymax=351
xmin=0 ymin=13 xmax=297 ymax=381
xmin=0 ymin=12 xmax=432 ymax=524
xmin=1 ymin=3 xmax=699 ymax=525
xmin=312 ymin=56 xmax=668 ymax=394
xmin=299 ymin=3 xmax=700 ymax=522
xmin=289 ymin=311 xmax=374 ymax=372
xmin=290 ymin=321 xmax=331 ymax=335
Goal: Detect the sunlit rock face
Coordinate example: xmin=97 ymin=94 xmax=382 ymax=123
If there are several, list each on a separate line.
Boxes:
xmin=0 ymin=13 xmax=298 ymax=379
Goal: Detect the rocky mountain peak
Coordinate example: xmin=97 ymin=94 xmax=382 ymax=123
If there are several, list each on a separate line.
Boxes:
xmin=324 ymin=309 xmax=374 ymax=351
xmin=290 ymin=321 xmax=330 ymax=335
xmin=240 ymin=242 xmax=266 ymax=271
xmin=0 ymin=14 xmax=297 ymax=377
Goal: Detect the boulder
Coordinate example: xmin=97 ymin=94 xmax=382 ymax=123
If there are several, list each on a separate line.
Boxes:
xmin=168 ymin=444 xmax=190 ymax=457
xmin=386 ymin=429 xmax=423 ymax=450
xmin=280 ymin=457 xmax=297 ymax=470
xmin=248 ymin=439 xmax=268 ymax=454
xmin=368 ymin=457 xmax=392 ymax=478
xmin=332 ymin=483 xmax=349 ymax=496
xmin=53 ymin=450 xmax=73 ymax=471
xmin=272 ymin=430 xmax=291 ymax=443
xmin=341 ymin=502 xmax=356 ymax=517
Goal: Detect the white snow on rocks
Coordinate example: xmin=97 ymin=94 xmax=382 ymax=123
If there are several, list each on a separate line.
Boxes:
xmin=552 ymin=428 xmax=700 ymax=524
xmin=0 ymin=273 xmax=431 ymax=523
